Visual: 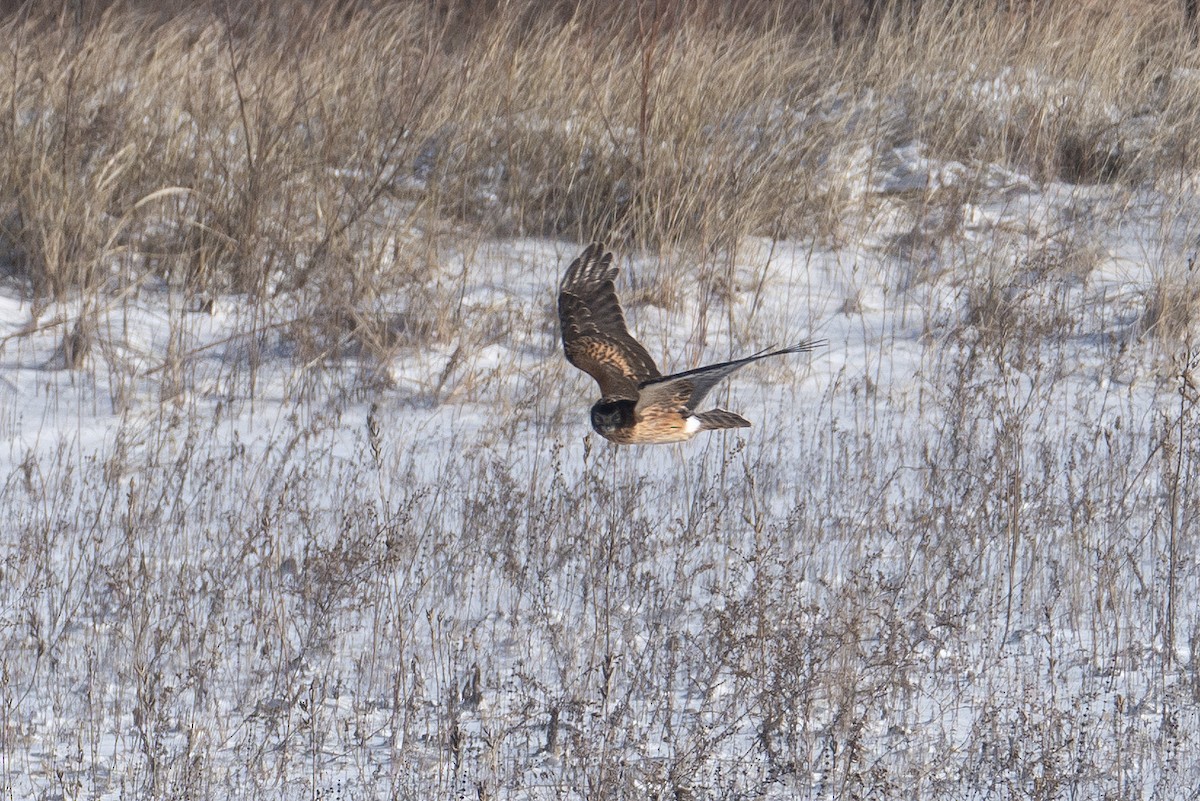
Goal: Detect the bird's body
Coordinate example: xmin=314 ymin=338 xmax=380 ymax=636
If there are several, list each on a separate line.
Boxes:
xmin=557 ymin=243 xmax=819 ymax=445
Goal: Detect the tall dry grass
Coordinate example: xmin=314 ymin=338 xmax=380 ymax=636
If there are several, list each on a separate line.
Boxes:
xmin=2 ymin=0 xmax=1200 ymax=365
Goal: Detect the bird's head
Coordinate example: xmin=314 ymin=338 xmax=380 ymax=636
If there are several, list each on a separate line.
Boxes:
xmin=590 ymin=399 xmax=633 ymax=436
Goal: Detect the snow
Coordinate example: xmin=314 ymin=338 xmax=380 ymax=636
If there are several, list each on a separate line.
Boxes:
xmin=3 ymin=133 xmax=1200 ymax=800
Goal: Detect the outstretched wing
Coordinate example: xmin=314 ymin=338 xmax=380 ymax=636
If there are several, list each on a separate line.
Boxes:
xmin=635 ymin=340 xmax=822 ymax=415
xmin=558 ymin=243 xmax=661 ymax=399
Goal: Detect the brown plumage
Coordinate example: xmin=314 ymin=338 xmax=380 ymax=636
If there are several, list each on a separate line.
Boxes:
xmin=558 ymin=243 xmax=821 ymax=444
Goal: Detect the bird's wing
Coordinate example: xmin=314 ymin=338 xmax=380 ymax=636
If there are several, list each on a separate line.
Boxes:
xmin=636 ymin=340 xmax=823 ymax=414
xmin=558 ymin=243 xmax=661 ymax=400
xmin=631 ymin=375 xmax=695 ymax=420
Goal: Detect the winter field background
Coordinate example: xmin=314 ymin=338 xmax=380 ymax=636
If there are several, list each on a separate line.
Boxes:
xmin=2 ymin=1 xmax=1200 ymax=798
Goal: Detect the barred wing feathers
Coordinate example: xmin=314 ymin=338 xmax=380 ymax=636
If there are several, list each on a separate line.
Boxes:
xmin=558 ymin=243 xmax=661 ymax=400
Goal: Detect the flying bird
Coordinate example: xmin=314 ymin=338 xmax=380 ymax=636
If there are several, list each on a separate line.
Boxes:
xmin=558 ymin=243 xmax=820 ymax=444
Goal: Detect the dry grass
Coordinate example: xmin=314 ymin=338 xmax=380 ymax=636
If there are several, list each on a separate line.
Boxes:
xmin=2 ymin=325 xmax=1196 ymax=798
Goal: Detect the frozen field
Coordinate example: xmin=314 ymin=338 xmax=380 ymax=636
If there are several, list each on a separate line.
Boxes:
xmin=3 ymin=3 xmax=1200 ymax=799
xmin=4 ymin=166 xmax=1200 ymax=799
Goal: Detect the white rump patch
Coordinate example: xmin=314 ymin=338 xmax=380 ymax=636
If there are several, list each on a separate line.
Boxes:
xmin=684 ymin=415 xmax=702 ymax=434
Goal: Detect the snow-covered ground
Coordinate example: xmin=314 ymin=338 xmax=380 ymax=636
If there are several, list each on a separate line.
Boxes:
xmin=3 ymin=139 xmax=1200 ymax=799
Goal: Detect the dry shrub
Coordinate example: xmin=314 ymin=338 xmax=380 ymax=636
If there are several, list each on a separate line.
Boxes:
xmin=1143 ymin=259 xmax=1200 ymax=346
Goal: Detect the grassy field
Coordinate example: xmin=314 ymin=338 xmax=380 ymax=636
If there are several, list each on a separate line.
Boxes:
xmin=2 ymin=2 xmax=1200 ymax=798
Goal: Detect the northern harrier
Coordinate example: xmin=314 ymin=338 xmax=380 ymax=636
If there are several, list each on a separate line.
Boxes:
xmin=558 ymin=243 xmax=820 ymax=444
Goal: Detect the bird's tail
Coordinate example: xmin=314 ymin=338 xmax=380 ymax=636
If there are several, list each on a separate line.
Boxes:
xmin=695 ymin=409 xmax=751 ymax=430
